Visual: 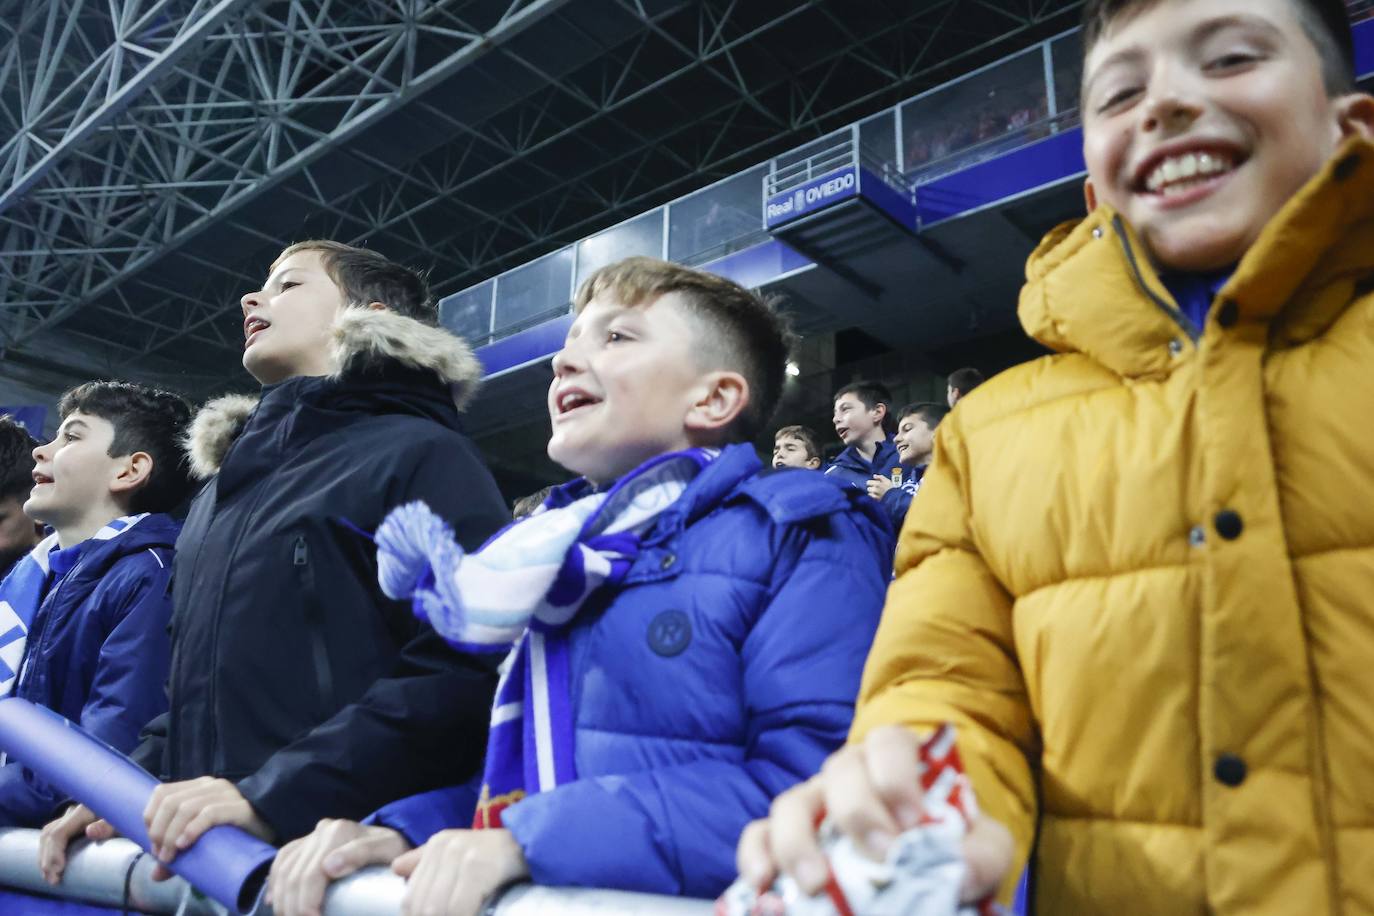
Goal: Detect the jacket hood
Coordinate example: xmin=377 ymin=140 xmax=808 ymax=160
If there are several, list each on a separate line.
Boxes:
xmin=1019 ymin=136 xmax=1374 ymax=379
xmin=186 ymin=308 xmax=482 ymax=478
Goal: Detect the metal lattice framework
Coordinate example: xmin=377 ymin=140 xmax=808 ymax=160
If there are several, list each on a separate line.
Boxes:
xmin=0 ymin=0 xmax=1082 ymax=399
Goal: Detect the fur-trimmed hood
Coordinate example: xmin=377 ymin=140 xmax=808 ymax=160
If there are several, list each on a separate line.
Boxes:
xmin=186 ymin=308 xmax=482 ymax=478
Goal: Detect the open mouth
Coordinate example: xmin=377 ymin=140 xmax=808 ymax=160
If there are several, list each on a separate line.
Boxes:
xmin=835 ymin=426 xmax=850 ymax=440
xmin=1134 ymin=147 xmax=1244 ymax=200
xmin=244 ymin=316 xmax=271 ymax=346
xmin=554 ymin=388 xmax=601 ymax=416
xmin=31 ymin=472 xmax=53 ymax=487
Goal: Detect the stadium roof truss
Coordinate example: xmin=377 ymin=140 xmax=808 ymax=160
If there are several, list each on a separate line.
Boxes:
xmin=0 ymin=0 xmax=1081 ymax=398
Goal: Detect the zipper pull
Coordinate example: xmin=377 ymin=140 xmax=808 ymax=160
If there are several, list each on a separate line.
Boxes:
xmin=292 ymin=536 xmax=308 ymax=566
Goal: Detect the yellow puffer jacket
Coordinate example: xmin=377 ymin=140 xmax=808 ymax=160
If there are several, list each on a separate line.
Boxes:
xmin=852 ymin=137 xmax=1374 ymax=915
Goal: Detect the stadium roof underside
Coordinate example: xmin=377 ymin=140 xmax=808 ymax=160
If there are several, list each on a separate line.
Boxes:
xmin=0 ymin=0 xmax=1083 ymax=400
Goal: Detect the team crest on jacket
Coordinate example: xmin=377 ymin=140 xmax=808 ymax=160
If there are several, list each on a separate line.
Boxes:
xmin=648 ymin=610 xmax=691 ymax=657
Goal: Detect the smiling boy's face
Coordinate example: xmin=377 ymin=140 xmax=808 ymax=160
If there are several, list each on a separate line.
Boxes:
xmin=547 ymin=293 xmax=712 ymax=485
xmin=1081 ymin=0 xmax=1367 ymax=272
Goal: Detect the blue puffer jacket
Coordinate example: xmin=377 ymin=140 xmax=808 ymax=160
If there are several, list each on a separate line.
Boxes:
xmin=0 ymin=513 xmax=178 ymax=825
xmin=823 ymin=436 xmax=902 ymax=493
xmin=372 ymin=444 xmax=893 ymax=897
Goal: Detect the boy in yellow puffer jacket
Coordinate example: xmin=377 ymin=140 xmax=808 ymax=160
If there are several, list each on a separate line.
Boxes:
xmin=737 ymin=0 xmax=1374 ymax=913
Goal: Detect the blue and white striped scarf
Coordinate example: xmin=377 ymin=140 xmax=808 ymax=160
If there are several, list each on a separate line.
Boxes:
xmin=376 ymin=449 xmax=715 ymax=826
xmin=0 ymin=514 xmax=147 ymax=696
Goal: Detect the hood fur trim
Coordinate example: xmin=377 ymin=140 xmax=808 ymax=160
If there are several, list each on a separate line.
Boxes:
xmin=329 ymin=308 xmax=482 ymax=411
xmin=185 ymin=394 xmax=259 ymax=479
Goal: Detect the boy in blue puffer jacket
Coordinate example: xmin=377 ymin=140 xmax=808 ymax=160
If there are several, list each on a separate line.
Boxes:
xmin=0 ymin=382 xmax=191 ymax=825
xmin=265 ymin=256 xmax=894 ymax=915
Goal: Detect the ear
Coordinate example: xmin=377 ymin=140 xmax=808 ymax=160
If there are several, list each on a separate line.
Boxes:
xmin=366 ymin=301 xmax=388 ymax=312
xmin=805 ymin=456 xmax=822 ymax=470
xmin=108 ymin=451 xmax=154 ymax=501
xmin=1083 ymin=177 xmax=1099 ymax=213
xmin=683 ymin=371 xmax=750 ymax=438
xmin=1335 ymin=93 xmax=1374 ymax=143
xmin=872 ymin=402 xmax=888 ymax=424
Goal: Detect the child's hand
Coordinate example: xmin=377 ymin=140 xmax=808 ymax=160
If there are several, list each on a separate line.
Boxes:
xmin=267 ymin=819 xmax=412 ymax=916
xmin=866 ymin=475 xmax=896 ymax=499
xmin=143 ymin=776 xmax=275 ymax=872
xmin=38 ymin=803 xmax=115 ymax=885
xmin=393 ymin=828 xmax=529 ymax=916
xmin=735 ymin=724 xmax=1014 ymax=902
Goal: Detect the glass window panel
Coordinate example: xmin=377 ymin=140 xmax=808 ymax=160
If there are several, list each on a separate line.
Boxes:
xmin=900 ymin=47 xmax=1048 ymax=177
xmin=437 ymin=280 xmax=494 ymax=345
xmin=859 ymin=111 xmax=896 ymax=170
xmin=574 ymin=211 xmax=664 ymax=289
xmin=667 ymin=166 xmax=767 ymax=263
xmin=1051 ymin=31 xmax=1084 ymax=117
xmin=492 ymin=247 xmax=574 ymax=335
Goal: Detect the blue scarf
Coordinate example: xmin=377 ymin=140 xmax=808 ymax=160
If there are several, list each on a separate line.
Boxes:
xmin=0 ymin=515 xmax=147 ymax=695
xmin=376 ymin=449 xmax=715 ymax=827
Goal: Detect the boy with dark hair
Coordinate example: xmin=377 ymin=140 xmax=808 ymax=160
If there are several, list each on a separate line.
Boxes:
xmin=866 ymin=402 xmax=947 ymax=530
xmin=945 ymin=367 xmax=984 ymax=407
xmin=824 ymin=381 xmax=901 ymax=494
xmin=740 ymin=0 xmax=1374 ymax=911
xmin=39 ymin=241 xmax=508 ymax=881
xmin=265 ymin=256 xmax=892 ymax=916
xmin=772 ymin=424 xmax=822 ymax=469
xmin=0 ymin=417 xmax=43 ymax=579
xmin=0 ymin=381 xmax=190 ymax=826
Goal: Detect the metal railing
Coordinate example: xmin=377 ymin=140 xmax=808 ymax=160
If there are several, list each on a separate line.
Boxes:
xmin=0 ymin=829 xmax=714 ymax=916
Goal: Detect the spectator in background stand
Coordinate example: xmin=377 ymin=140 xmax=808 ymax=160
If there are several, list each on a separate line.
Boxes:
xmin=772 ymin=425 xmax=823 ymax=470
xmin=946 ymin=367 xmax=985 ymax=407
xmin=0 ymin=417 xmax=43 ymax=580
xmin=865 ymin=402 xmax=948 ymax=532
xmin=824 ymin=382 xmax=901 ymax=495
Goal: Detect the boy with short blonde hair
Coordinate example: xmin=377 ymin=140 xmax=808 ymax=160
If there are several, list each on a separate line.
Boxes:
xmin=740 ymin=0 xmax=1374 ymax=912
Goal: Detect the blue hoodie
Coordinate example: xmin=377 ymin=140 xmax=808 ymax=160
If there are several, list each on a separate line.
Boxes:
xmin=0 ymin=513 xmax=179 ymax=825
xmin=369 ymin=444 xmax=894 ymax=897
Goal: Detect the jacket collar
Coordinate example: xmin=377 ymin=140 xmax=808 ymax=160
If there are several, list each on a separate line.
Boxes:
xmin=184 ymin=308 xmax=482 ymax=478
xmin=1020 ymin=136 xmax=1374 ymax=378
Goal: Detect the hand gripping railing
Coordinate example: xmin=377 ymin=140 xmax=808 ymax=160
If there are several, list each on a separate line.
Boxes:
xmin=0 ymin=828 xmax=714 ymax=915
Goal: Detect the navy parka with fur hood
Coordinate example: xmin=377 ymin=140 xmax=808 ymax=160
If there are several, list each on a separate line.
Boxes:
xmin=0 ymin=514 xmax=179 ymax=825
xmin=131 ymin=308 xmax=510 ymax=841
xmin=371 ymin=445 xmax=893 ymax=897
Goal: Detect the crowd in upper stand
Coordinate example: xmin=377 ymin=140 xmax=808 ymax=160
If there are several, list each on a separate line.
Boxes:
xmin=0 ymin=0 xmax=1372 ymax=913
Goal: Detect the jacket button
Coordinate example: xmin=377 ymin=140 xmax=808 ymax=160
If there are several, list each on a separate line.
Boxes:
xmin=1214 ymin=754 xmax=1247 ymax=787
xmin=1213 ymin=510 xmax=1243 ymax=540
xmin=1091 ymin=226 xmax=1104 ymax=239
xmin=660 ymin=553 xmax=677 ymax=570
xmin=1167 ymin=338 xmax=1184 ymax=357
xmin=1188 ymin=525 xmax=1206 ymax=548
xmin=1216 ymin=300 xmax=1238 ymax=328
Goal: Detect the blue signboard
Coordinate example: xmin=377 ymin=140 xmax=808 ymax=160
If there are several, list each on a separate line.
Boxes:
xmin=764 ymin=166 xmax=859 ymax=228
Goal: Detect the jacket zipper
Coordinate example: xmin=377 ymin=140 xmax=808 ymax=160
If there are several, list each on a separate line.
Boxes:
xmin=1111 ymin=214 xmax=1201 ymax=344
xmin=293 ymin=535 xmax=335 ymax=718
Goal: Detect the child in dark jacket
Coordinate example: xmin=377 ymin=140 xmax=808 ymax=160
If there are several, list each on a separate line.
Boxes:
xmin=823 ymin=381 xmax=901 ymax=494
xmin=0 ymin=382 xmax=191 ymax=826
xmin=865 ymin=402 xmax=948 ymax=531
xmin=264 ymin=256 xmax=893 ymax=916
xmin=38 ymin=241 xmax=509 ymax=882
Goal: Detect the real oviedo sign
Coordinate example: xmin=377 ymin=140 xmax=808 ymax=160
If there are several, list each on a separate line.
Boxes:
xmin=765 ymin=166 xmax=858 ymax=228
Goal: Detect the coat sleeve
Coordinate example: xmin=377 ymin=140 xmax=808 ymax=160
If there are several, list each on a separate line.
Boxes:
xmin=362 ymin=780 xmax=481 ymax=847
xmin=880 ymin=485 xmax=914 ymax=531
xmin=849 ymin=418 xmax=1037 ymax=904
xmin=238 ymin=441 xmax=509 ymax=841
xmin=0 ymin=557 xmax=173 ymax=826
xmin=501 ymin=510 xmax=890 ymax=898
